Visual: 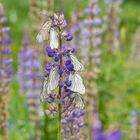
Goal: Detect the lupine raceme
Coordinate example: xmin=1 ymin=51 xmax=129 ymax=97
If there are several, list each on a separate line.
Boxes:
xmin=37 ymin=13 xmax=86 ymax=140
xmin=0 ymin=3 xmax=13 ymax=140
xmin=29 ymin=0 xmax=55 ymax=139
xmin=18 ymin=29 xmax=43 ymax=139
xmin=79 ymin=0 xmax=103 ymax=138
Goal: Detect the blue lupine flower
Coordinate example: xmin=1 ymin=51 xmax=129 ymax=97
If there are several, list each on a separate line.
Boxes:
xmin=58 ymin=81 xmax=64 ymax=88
xmin=58 ymin=67 xmax=63 ymax=75
xmin=65 ymin=80 xmax=72 ymax=87
xmin=107 ymin=130 xmax=123 ymax=140
xmin=3 ymin=37 xmax=12 ymax=44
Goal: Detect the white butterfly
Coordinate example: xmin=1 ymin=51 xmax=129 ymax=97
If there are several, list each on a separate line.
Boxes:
xmin=50 ymin=28 xmax=59 ymax=49
xmin=40 ymin=77 xmax=48 ymax=102
xmin=40 ymin=67 xmax=59 ymax=102
xmin=67 ymin=52 xmax=84 ymax=72
xmin=75 ymin=93 xmax=85 ymax=109
xmin=36 ymin=18 xmax=52 ymax=43
xmin=68 ymin=73 xmax=85 ymax=95
xmin=47 ymin=66 xmax=59 ymax=94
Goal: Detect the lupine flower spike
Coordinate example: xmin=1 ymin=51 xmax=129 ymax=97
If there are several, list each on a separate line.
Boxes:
xmin=0 ymin=3 xmax=13 ymax=140
xmin=105 ymin=0 xmax=123 ymax=54
xmin=29 ymin=1 xmax=55 ymax=139
xmin=18 ymin=29 xmax=43 ymax=139
xmin=80 ymin=0 xmax=103 ymax=68
xmin=37 ymin=13 xmax=86 ymax=140
xmin=70 ymin=0 xmax=82 ymax=51
xmin=79 ymin=0 xmax=103 ymax=138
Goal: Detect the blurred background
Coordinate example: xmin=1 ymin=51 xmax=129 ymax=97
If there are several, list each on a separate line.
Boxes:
xmin=1 ymin=0 xmax=140 ymax=140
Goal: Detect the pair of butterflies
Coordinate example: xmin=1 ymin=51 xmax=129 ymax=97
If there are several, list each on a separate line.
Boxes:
xmin=41 ymin=70 xmax=85 ymax=109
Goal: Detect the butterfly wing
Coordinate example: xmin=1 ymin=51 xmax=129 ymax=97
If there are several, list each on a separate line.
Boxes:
xmin=68 ymin=73 xmax=85 ymax=94
xmin=47 ymin=67 xmax=59 ymax=94
xmin=40 ymin=77 xmax=48 ymax=102
xmin=75 ymin=93 xmax=85 ymax=109
xmin=69 ymin=53 xmax=84 ymax=72
xmin=50 ymin=28 xmax=59 ymax=49
xmin=36 ymin=20 xmax=52 ymax=42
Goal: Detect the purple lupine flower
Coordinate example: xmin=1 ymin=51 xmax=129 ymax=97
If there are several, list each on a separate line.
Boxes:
xmin=18 ymin=29 xmax=43 ymax=139
xmin=69 ymin=0 xmax=83 ymax=51
xmin=80 ymin=0 xmax=103 ymax=66
xmin=63 ymin=32 xmax=73 ymax=41
xmin=38 ymin=13 xmax=85 ymax=139
xmin=0 ymin=3 xmax=13 ymax=139
xmin=92 ymin=117 xmax=106 ymax=140
xmin=107 ymin=129 xmax=123 ymax=140
xmin=105 ymin=0 xmax=123 ymax=53
xmin=28 ymin=2 xmax=55 ymax=139
xmin=78 ymin=0 xmax=103 ymax=138
xmin=93 ymin=131 xmax=106 ymax=140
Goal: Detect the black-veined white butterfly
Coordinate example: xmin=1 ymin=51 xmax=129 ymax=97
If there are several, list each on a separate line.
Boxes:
xmin=50 ymin=28 xmax=59 ymax=49
xmin=36 ymin=16 xmax=53 ymax=43
xmin=68 ymin=73 xmax=85 ymax=94
xmin=75 ymin=93 xmax=85 ymax=109
xmin=47 ymin=66 xmax=59 ymax=94
xmin=67 ymin=52 xmax=85 ymax=72
xmin=40 ymin=67 xmax=59 ymax=102
xmin=36 ymin=15 xmax=59 ymax=49
xmin=40 ymin=77 xmax=48 ymax=102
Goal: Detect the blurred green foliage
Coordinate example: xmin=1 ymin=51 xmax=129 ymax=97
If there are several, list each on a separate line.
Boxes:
xmin=1 ymin=0 xmax=140 ymax=139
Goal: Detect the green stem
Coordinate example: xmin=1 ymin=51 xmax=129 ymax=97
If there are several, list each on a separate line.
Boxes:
xmin=58 ymin=27 xmax=62 ymax=140
xmin=58 ymin=88 xmax=62 ymax=140
xmin=43 ymin=103 xmax=49 ymax=139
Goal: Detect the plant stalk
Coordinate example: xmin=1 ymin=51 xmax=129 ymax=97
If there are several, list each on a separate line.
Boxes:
xmin=58 ymin=27 xmax=62 ymax=140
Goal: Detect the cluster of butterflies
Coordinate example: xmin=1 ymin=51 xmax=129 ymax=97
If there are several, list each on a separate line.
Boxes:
xmin=37 ymin=13 xmax=86 ymax=109
xmin=40 ymin=52 xmax=85 ymax=109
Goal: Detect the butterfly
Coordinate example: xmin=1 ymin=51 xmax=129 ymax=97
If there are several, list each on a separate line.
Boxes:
xmin=40 ymin=77 xmax=48 ymax=102
xmin=40 ymin=67 xmax=59 ymax=102
xmin=47 ymin=66 xmax=59 ymax=94
xmin=68 ymin=73 xmax=85 ymax=95
xmin=75 ymin=93 xmax=85 ymax=109
xmin=66 ymin=52 xmax=84 ymax=72
xmin=50 ymin=28 xmax=59 ymax=49
xmin=36 ymin=16 xmax=53 ymax=43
